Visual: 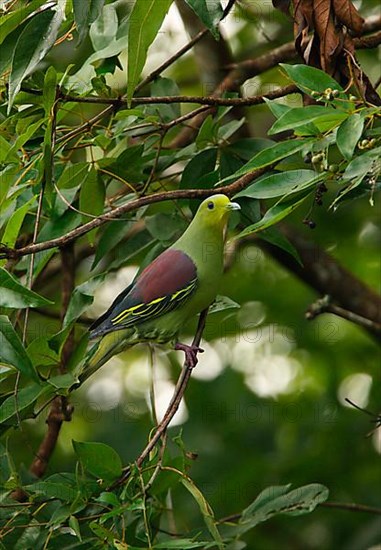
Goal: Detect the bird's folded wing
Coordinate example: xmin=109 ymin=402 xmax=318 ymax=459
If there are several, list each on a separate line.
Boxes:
xmin=90 ymin=249 xmax=198 ymax=338
xmin=110 ymin=277 xmax=197 ymax=328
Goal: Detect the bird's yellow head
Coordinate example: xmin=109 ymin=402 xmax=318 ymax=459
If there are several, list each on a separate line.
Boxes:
xmin=196 ymin=194 xmax=240 ymax=228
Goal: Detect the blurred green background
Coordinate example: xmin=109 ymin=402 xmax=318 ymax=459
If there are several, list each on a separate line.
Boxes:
xmin=3 ymin=0 xmax=381 ymax=548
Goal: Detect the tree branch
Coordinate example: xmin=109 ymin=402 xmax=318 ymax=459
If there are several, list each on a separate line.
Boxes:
xmin=258 ymin=227 xmax=381 ymax=339
xmin=39 ymin=85 xmax=297 ymax=108
xmin=110 ymin=308 xmax=209 ymax=489
xmin=0 ymin=165 xmax=271 ymax=260
xmin=306 ymin=295 xmax=381 ymax=333
xmin=219 ymin=500 xmax=381 ymax=523
xmin=169 ymin=17 xmax=381 ymax=148
xmin=29 ymin=244 xmax=75 ymax=479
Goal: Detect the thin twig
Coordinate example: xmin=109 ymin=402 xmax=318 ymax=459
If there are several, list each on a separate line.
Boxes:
xmin=218 ymin=500 xmax=381 ymax=524
xmin=305 ymin=295 xmax=381 ymax=334
xmin=320 ymin=501 xmax=381 ymax=515
xmin=110 ymin=308 xmax=209 ymax=489
xmin=135 ymin=29 xmax=209 ymax=93
xmin=29 ymin=243 xmax=75 ymax=480
xmin=51 ymin=86 xmax=297 ymax=107
xmin=0 ymin=165 xmax=271 ymax=260
xmin=55 ymin=104 xmax=116 ymax=148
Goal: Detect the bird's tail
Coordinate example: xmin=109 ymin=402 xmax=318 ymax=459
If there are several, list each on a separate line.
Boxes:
xmin=79 ymin=329 xmax=134 ymax=384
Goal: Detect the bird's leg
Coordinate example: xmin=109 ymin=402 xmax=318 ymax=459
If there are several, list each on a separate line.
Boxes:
xmin=175 ymin=342 xmax=204 ymax=368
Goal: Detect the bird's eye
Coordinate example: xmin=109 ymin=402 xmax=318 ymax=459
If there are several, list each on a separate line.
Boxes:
xmin=207 ymin=201 xmax=214 ymax=210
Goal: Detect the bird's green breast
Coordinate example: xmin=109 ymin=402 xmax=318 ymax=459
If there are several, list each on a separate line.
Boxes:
xmin=135 ymin=225 xmax=225 ymax=342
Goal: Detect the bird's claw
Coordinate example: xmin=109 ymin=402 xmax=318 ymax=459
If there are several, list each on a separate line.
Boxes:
xmin=175 ymin=342 xmax=204 ymax=368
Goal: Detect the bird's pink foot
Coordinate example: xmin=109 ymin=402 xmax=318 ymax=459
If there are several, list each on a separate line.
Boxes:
xmin=175 ymin=342 xmax=204 ymax=368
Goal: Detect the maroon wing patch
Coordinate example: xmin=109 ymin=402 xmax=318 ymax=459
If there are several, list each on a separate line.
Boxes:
xmin=90 ymin=249 xmax=198 ymax=337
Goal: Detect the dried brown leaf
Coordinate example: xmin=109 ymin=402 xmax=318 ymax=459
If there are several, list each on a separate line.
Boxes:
xmin=333 ymin=0 xmax=364 ymax=35
xmin=293 ymin=0 xmax=314 ymax=57
xmin=313 ymin=0 xmax=341 ymax=73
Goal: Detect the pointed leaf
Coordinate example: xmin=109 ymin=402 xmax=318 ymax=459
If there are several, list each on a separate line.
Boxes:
xmin=184 ymin=0 xmax=223 ymax=39
xmin=0 ymin=383 xmax=49 ymax=424
xmin=8 ymin=6 xmax=64 ymax=112
xmin=0 ymin=316 xmax=39 ymax=381
xmin=63 ymin=274 xmax=106 ymax=328
xmin=0 ymin=0 xmax=48 ymax=46
xmin=73 ymin=440 xmax=122 ymax=482
xmin=237 ymin=190 xmax=312 ymax=237
xmin=0 ymin=197 xmax=35 ymax=250
xmin=237 ymin=483 xmax=329 ymax=534
xmin=280 ymin=64 xmax=344 ymax=95
xmin=127 ymin=0 xmax=173 ymax=104
xmin=234 ymin=169 xmax=320 ymax=199
xmin=260 ymin=227 xmax=302 ymax=265
xmin=219 ymin=139 xmax=309 ymax=185
xmin=73 ymin=0 xmax=105 ymax=45
xmin=336 ymin=113 xmax=365 ymax=160
xmin=79 ymin=168 xmax=105 ymax=222
xmin=268 ymin=107 xmax=348 ymax=135
xmin=0 ymin=267 xmax=53 ymax=308
xmin=181 ymin=476 xmax=224 ymax=548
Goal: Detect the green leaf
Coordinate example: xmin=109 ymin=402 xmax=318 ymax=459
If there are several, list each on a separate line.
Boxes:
xmin=79 ymin=167 xmax=105 ymax=222
xmin=73 ymin=440 xmax=123 ymax=482
xmin=0 ymin=27 xmax=19 ymax=77
xmin=7 ymin=6 xmax=64 ymax=112
xmin=146 ymin=213 xmax=185 ymax=244
xmin=92 ymin=220 xmax=132 ymax=269
xmin=280 ymin=64 xmax=344 ymax=96
xmin=127 ymin=0 xmax=173 ymax=104
xmin=234 ymin=169 xmax=321 ymax=199
xmin=218 ymin=117 xmax=245 ymax=141
xmin=343 ymin=147 xmax=381 ymax=181
xmin=208 ymin=295 xmax=240 ymax=314
xmin=0 ymin=316 xmax=39 ymax=381
xmin=73 ymin=0 xmax=105 ymax=45
xmin=0 ymin=0 xmax=48 ymax=46
xmin=154 ymin=540 xmax=208 ymax=549
xmin=69 ymin=515 xmax=82 ymax=541
xmin=25 ymin=480 xmax=77 ymax=503
xmin=228 ymin=137 xmax=273 ymax=160
xmin=0 ymin=267 xmax=53 ymax=308
xmin=102 ymin=144 xmax=145 ymax=184
xmin=42 ymin=66 xmax=58 ymax=115
xmin=184 ymin=0 xmax=223 ymax=39
xmin=181 ymin=476 xmax=223 ymax=549
xmin=48 ymin=372 xmax=78 ymax=392
xmin=196 ymin=115 xmax=217 ymax=149
xmin=0 ymin=135 xmax=15 ymax=163
xmin=5 ymin=119 xmax=44 ymax=162
xmin=237 ymin=190 xmax=312 ymax=237
xmin=268 ymin=106 xmax=348 ymax=135
xmin=219 ymin=139 xmax=309 ymax=184
xmin=108 ymin=229 xmax=154 ymax=271
xmin=260 ymin=227 xmax=302 ymax=265
xmin=237 ymin=484 xmax=329 ymax=533
xmin=0 ymin=197 xmax=35 ymax=250
xmin=264 ymin=99 xmax=291 ymax=119
xmin=63 ymin=274 xmax=106 ymax=328
xmin=0 ymin=383 xmax=49 ymax=424
xmin=336 ymin=113 xmax=365 ymax=161
xmin=149 ymin=77 xmax=181 ymax=121
xmin=329 ymin=147 xmax=381 ymax=208
xmin=181 ymin=149 xmax=218 ymax=188
xmin=27 ymin=336 xmax=59 ymax=368
xmin=90 ymin=3 xmax=118 ymax=51
xmin=56 ymin=162 xmax=89 ymax=189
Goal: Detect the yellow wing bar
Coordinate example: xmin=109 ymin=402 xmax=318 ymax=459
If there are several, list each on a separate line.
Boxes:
xmin=111 ymin=278 xmax=197 ymax=328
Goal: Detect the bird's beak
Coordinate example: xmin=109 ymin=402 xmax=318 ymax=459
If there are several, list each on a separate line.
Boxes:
xmin=227 ymin=201 xmax=241 ymax=211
